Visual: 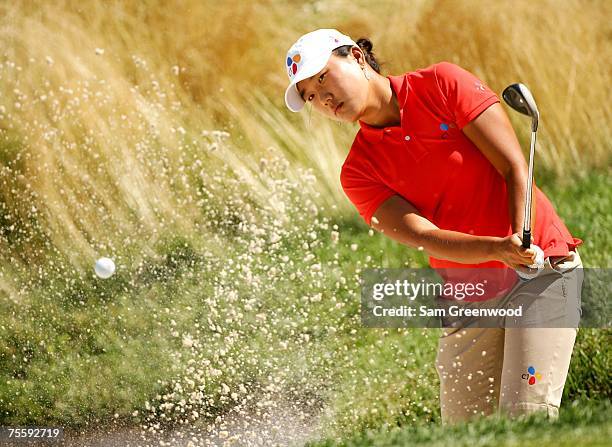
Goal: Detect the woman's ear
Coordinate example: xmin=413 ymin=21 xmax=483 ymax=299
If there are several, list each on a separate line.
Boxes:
xmin=351 ymin=46 xmax=364 ymax=65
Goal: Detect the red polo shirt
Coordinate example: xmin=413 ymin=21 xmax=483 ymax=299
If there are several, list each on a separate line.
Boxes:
xmin=340 ymin=61 xmax=583 ymax=300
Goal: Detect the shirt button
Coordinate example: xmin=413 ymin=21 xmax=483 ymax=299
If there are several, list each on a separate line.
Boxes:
xmin=404 ymin=135 xmax=411 ymax=141
xmin=384 ymin=129 xmax=391 ymax=133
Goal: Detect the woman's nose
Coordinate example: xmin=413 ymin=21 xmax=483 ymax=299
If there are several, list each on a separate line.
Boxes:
xmin=322 ymin=91 xmax=333 ymax=107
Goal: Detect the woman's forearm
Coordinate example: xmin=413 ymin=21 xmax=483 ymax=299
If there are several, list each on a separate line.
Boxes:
xmin=371 ymin=195 xmax=526 ymax=265
xmin=505 ymin=167 xmax=536 ymax=240
xmin=417 ymin=228 xmax=500 ymax=264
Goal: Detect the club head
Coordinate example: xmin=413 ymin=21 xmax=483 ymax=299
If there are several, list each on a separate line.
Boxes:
xmin=502 ymin=83 xmax=539 ymax=132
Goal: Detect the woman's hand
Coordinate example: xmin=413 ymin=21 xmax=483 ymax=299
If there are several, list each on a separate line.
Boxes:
xmin=494 ymin=233 xmax=538 ymax=269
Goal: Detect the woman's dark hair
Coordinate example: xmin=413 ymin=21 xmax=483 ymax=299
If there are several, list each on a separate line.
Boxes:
xmin=333 ymin=37 xmax=383 ymax=74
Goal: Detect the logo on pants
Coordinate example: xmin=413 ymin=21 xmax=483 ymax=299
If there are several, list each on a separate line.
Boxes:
xmin=521 ymin=366 xmax=542 ymax=385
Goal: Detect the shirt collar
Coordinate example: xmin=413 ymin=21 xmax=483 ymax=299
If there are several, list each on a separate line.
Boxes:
xmin=357 ymin=74 xmax=409 ymax=143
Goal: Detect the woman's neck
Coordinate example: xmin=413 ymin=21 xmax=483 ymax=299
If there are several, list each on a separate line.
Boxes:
xmin=359 ymin=75 xmax=401 ymax=128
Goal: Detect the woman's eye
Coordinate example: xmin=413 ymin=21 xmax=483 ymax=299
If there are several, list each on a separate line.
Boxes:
xmin=308 ymin=94 xmax=314 ymax=101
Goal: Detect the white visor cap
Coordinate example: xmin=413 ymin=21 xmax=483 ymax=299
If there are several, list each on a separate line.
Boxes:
xmin=284 ymin=29 xmax=357 ymax=112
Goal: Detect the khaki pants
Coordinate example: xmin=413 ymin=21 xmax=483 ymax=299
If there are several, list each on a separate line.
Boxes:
xmin=435 ymin=250 xmax=583 ymax=424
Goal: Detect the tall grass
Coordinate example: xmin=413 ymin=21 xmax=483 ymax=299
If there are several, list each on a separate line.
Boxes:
xmin=1 ymin=1 xmax=609 ymax=271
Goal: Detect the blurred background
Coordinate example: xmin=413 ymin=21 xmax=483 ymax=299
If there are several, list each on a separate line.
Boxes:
xmin=0 ymin=1 xmax=610 ymax=445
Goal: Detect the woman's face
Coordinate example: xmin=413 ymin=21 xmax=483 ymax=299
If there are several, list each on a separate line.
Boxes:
xmin=296 ymin=47 xmax=370 ymax=122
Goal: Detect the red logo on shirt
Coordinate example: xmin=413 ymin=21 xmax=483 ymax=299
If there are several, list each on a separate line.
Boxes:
xmin=440 ymin=122 xmax=454 ymax=139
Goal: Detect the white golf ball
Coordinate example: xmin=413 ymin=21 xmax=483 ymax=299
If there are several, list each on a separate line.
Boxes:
xmin=95 ymin=257 xmax=116 ymax=279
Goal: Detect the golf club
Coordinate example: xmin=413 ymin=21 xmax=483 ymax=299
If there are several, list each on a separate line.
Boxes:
xmin=502 ymin=83 xmax=544 ymax=277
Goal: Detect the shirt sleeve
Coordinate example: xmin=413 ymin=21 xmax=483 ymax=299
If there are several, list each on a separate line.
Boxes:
xmin=433 ymin=61 xmax=500 ymax=129
xmin=340 ymin=157 xmax=397 ymax=227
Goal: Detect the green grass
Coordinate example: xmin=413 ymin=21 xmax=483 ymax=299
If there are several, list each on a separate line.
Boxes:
xmin=0 ymin=169 xmax=609 ymax=442
xmin=538 ymin=168 xmax=611 ymax=268
xmin=307 ymin=399 xmax=612 ymax=447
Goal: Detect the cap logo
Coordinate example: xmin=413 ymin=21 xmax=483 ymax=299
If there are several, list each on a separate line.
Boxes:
xmin=286 ymin=53 xmax=302 ymax=78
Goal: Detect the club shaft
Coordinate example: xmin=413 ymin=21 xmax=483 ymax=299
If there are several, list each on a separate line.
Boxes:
xmin=522 ymin=130 xmax=537 ymax=248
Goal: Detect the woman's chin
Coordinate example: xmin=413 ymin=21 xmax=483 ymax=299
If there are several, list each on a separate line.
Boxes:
xmin=335 ymin=103 xmax=354 ymax=122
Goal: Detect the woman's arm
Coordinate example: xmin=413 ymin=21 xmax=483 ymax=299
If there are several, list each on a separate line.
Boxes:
xmin=461 ymin=102 xmax=536 ymax=239
xmin=370 ymin=195 xmax=536 ymax=267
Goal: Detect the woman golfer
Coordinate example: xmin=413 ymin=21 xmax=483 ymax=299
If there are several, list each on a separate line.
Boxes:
xmin=283 ymin=29 xmax=584 ymax=424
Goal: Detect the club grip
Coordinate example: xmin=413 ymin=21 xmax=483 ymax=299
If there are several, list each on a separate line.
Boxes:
xmin=522 ymin=229 xmax=531 ymax=249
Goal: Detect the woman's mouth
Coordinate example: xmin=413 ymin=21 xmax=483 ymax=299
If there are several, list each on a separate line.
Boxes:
xmin=334 ymin=102 xmax=343 ymax=115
